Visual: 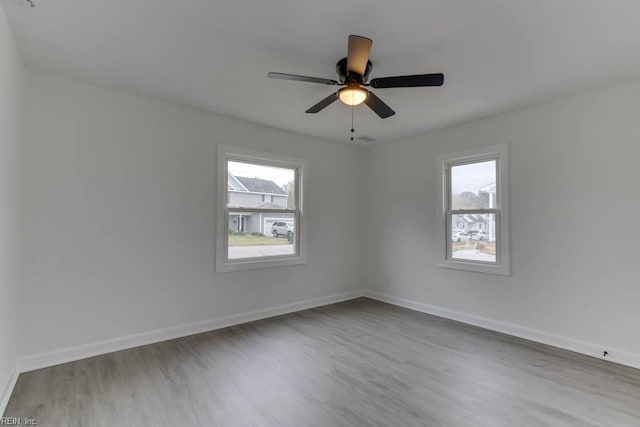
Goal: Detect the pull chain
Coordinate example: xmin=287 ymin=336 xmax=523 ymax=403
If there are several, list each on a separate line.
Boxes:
xmin=350 ymin=104 xmax=355 ymax=142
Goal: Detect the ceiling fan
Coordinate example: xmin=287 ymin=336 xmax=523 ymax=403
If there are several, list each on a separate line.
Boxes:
xmin=268 ymin=35 xmax=444 ymax=119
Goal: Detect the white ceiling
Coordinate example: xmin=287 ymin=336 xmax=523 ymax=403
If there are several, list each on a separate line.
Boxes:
xmin=4 ymin=0 xmax=640 ymax=144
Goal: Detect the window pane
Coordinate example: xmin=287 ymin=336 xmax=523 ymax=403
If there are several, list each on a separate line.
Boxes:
xmin=228 ymin=213 xmax=296 ymax=259
xmin=450 ymin=213 xmax=496 ymax=263
xmin=227 ymin=161 xmax=295 ymax=209
xmin=450 ymin=160 xmax=496 ymax=210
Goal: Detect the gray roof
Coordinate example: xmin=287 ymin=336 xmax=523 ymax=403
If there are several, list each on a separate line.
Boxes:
xmin=460 ymin=214 xmax=488 ymax=223
xmin=234 ymin=176 xmax=286 ymax=195
xmin=227 ymin=175 xmax=244 ymax=191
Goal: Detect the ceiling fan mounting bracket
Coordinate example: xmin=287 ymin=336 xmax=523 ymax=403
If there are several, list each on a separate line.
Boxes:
xmin=336 ymin=58 xmax=372 ymax=84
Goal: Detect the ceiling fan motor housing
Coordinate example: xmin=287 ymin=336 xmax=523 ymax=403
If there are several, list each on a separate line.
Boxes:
xmin=336 ymin=58 xmax=372 ymax=84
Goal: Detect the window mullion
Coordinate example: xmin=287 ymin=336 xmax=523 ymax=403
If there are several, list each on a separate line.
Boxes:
xmin=449 ymin=209 xmax=498 ymax=215
xmin=227 ymin=208 xmax=296 ymax=215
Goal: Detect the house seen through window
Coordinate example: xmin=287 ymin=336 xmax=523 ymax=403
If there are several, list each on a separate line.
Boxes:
xmin=227 ymin=160 xmax=297 ymax=260
xmin=449 ymin=160 xmax=497 ymax=263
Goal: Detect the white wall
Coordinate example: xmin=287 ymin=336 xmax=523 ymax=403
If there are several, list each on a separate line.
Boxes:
xmin=0 ymin=0 xmax=23 ymax=410
xmin=16 ymin=60 xmax=640 ymax=372
xmin=19 ymin=70 xmax=364 ymax=359
xmin=365 ymin=80 xmax=640 ymax=365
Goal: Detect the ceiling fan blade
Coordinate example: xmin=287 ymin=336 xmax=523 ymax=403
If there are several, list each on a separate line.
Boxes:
xmin=364 ymin=91 xmax=395 ymax=118
xmin=268 ymin=72 xmax=338 ymax=85
xmin=347 ymin=35 xmax=373 ymax=76
xmin=369 ymin=73 xmax=444 ymax=88
xmin=305 ymin=92 xmax=339 ymax=113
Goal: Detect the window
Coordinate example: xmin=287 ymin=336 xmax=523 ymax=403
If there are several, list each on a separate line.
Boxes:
xmin=216 ymin=145 xmax=307 ymax=272
xmin=437 ymin=143 xmax=510 ymax=275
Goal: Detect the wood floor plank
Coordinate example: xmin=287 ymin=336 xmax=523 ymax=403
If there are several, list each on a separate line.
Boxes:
xmin=4 ymin=298 xmax=640 ymax=426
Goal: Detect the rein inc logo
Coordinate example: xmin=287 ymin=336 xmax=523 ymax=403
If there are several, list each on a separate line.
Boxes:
xmin=0 ymin=417 xmax=38 ymax=425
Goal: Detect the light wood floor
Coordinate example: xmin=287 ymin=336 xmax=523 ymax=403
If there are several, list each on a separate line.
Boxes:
xmin=5 ymin=298 xmax=640 ymax=426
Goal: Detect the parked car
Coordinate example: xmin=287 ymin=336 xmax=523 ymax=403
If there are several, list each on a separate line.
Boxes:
xmin=470 ymin=230 xmax=490 ymax=241
xmin=452 ymin=231 xmax=470 ymax=243
xmin=272 ymin=222 xmax=293 ymax=238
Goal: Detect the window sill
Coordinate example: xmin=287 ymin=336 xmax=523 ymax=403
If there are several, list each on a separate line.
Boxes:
xmin=216 ymin=254 xmax=307 ymax=273
xmin=438 ymin=259 xmax=511 ymax=276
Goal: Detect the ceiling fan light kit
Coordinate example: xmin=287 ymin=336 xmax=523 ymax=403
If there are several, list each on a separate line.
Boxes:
xmin=268 ymin=35 xmax=444 ymax=120
xmin=338 ymin=86 xmax=368 ymax=106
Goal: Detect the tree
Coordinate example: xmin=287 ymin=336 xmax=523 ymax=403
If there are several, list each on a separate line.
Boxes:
xmin=282 ymin=180 xmax=295 ymax=209
xmin=452 ymin=191 xmax=490 ymax=209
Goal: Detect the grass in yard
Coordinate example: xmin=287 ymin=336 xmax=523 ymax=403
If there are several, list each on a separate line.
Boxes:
xmin=229 ymin=233 xmax=290 ymax=247
xmin=452 ymin=240 xmax=496 ymax=255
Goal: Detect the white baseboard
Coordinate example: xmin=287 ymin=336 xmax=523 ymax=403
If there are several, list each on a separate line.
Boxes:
xmin=364 ymin=290 xmax=640 ymax=371
xmin=0 ymin=364 xmax=18 ymax=416
xmin=15 ymin=287 xmax=637 ymax=398
xmin=18 ymin=290 xmax=365 ymax=373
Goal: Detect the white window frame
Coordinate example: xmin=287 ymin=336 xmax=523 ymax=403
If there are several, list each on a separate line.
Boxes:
xmin=216 ymin=145 xmax=308 ymax=273
xmin=436 ymin=143 xmax=510 ymax=275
